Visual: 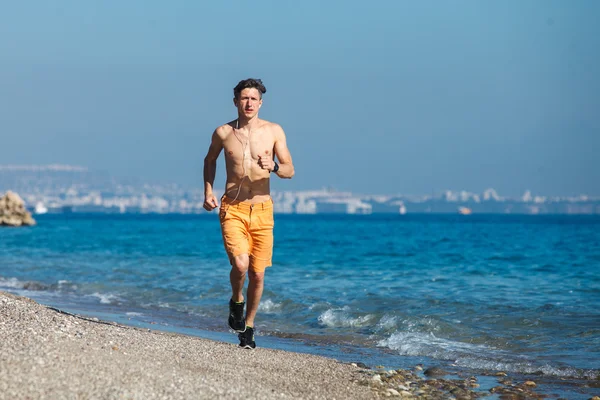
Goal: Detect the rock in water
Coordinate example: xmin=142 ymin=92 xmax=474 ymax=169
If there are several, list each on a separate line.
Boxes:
xmin=423 ymin=367 xmax=449 ymax=377
xmin=0 ymin=191 xmax=36 ymax=227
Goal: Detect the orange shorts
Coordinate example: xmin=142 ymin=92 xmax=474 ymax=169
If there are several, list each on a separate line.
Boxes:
xmin=219 ymin=195 xmax=274 ymax=272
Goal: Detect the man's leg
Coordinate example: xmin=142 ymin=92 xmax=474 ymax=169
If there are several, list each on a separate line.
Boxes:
xmin=245 ymin=269 xmax=265 ymax=328
xmin=228 ymin=254 xmax=249 ymax=332
xmin=239 ymin=201 xmax=272 ymax=346
xmin=230 ymin=254 xmax=249 ymax=302
xmin=237 ymin=270 xmax=262 ymax=349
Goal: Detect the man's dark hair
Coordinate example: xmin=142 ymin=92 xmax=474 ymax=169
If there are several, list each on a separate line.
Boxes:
xmin=233 ymin=78 xmax=267 ymax=99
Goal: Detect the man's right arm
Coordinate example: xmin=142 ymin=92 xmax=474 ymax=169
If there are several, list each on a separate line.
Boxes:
xmin=203 ymin=128 xmax=223 ymax=211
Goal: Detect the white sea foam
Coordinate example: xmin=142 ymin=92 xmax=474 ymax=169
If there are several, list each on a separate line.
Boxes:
xmin=318 ymin=307 xmax=374 ymax=328
xmin=0 ymin=277 xmax=49 ymax=291
xmin=125 ymin=312 xmax=143 ymax=317
xmin=378 ymin=331 xmax=489 ymax=359
xmin=258 ymin=299 xmax=282 ymax=314
xmin=453 ymin=357 xmax=598 ymax=379
xmin=0 ymin=277 xmax=24 ymax=289
xmin=402 ymin=316 xmax=442 ymax=333
xmin=378 ymin=331 xmax=599 ymax=378
xmin=376 ymin=315 xmax=398 ymax=330
xmin=308 ymin=302 xmax=331 ymax=311
xmin=89 ymin=292 xmax=120 ymax=305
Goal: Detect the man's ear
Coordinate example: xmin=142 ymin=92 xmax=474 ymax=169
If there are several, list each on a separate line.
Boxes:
xmin=233 ymin=97 xmax=238 ymax=106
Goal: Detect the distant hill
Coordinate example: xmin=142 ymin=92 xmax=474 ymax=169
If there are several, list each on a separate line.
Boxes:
xmin=0 ymin=165 xmax=134 ymax=194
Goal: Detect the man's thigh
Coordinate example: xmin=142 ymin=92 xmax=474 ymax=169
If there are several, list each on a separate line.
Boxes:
xmin=220 ymin=207 xmax=250 ymax=260
xmin=248 ymin=210 xmax=274 ymax=272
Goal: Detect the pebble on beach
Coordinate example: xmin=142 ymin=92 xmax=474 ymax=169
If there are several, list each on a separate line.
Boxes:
xmin=351 ymin=364 xmax=558 ymax=400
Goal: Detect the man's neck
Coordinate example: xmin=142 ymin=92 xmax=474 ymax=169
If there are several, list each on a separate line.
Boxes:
xmin=236 ymin=115 xmax=260 ymax=131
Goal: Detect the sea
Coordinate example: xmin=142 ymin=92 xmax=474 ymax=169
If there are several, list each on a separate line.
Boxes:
xmin=1 ymin=213 xmax=599 ymax=398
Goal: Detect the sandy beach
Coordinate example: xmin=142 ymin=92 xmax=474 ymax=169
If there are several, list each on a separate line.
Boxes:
xmin=1 ymin=290 xmax=376 ymax=400
xmin=1 ymin=290 xmax=562 ymax=399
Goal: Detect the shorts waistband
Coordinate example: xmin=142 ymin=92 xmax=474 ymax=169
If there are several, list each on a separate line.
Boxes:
xmin=221 ymin=195 xmax=273 ymax=211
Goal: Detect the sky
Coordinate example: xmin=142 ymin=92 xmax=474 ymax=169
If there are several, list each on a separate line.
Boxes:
xmin=0 ymin=1 xmax=599 ymax=197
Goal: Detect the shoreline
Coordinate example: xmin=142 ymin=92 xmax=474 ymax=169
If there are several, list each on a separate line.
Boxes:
xmin=0 ymin=291 xmax=567 ymax=399
xmin=1 ymin=290 xmax=375 ymax=399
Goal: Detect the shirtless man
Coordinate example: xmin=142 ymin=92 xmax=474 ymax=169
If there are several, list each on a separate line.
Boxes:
xmin=203 ymin=78 xmax=294 ymax=349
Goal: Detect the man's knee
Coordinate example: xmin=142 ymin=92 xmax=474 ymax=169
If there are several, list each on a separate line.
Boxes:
xmin=231 ymin=254 xmax=250 ymax=274
xmin=248 ymin=270 xmax=265 ymax=283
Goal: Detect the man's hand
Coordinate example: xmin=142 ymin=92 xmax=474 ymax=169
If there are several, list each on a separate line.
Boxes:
xmin=258 ymin=155 xmax=276 ymax=172
xmin=203 ymin=194 xmax=219 ymax=211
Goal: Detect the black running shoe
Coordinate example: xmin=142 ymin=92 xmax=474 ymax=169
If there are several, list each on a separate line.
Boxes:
xmin=228 ymin=299 xmax=246 ymax=332
xmin=238 ymin=326 xmax=256 ymax=349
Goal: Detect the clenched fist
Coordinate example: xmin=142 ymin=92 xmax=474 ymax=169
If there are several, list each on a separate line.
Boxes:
xmin=203 ymin=194 xmax=219 ymax=211
xmin=258 ymin=155 xmax=276 ymax=172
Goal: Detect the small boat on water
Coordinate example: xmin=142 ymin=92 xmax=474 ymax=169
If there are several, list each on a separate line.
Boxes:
xmin=34 ymin=202 xmax=48 ymax=214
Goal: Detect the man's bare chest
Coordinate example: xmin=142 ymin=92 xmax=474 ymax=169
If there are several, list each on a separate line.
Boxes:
xmin=223 ymin=131 xmax=275 ymax=162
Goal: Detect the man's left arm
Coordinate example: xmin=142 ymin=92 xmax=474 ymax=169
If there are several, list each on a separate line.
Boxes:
xmin=273 ymin=125 xmax=294 ymax=179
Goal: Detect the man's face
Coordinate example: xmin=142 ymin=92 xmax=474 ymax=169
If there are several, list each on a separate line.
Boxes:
xmin=234 ymin=88 xmax=262 ymax=119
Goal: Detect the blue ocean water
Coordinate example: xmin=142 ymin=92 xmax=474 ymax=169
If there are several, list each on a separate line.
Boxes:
xmin=1 ymin=214 xmax=599 ymax=396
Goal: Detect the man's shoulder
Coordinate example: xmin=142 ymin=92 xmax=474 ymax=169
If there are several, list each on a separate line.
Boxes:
xmin=260 ymin=119 xmax=280 ymax=128
xmin=260 ymin=120 xmax=284 ymax=133
xmin=214 ymin=121 xmax=236 ymax=138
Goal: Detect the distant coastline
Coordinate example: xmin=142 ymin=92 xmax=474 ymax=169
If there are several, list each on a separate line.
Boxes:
xmin=2 ymin=165 xmax=599 ymax=215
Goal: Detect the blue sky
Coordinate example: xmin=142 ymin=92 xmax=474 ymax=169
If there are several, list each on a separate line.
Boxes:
xmin=1 ymin=1 xmax=598 ymax=196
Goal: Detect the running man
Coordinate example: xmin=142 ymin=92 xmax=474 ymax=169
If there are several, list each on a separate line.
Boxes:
xmin=203 ymin=78 xmax=295 ymax=349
